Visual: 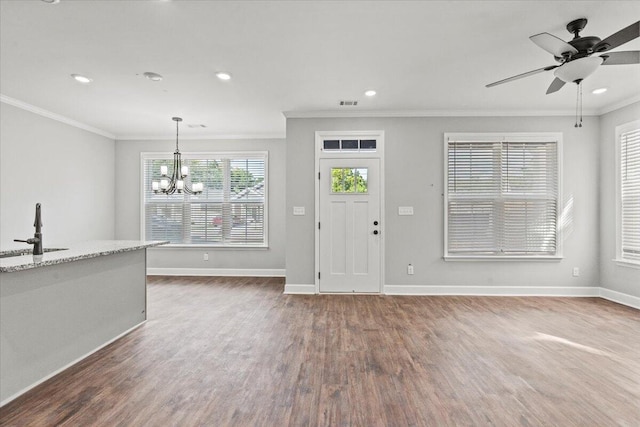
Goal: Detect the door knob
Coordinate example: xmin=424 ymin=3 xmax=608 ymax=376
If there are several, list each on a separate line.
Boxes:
xmin=373 ymin=230 xmax=379 ymax=235
xmin=373 ymin=221 xmax=379 ymax=226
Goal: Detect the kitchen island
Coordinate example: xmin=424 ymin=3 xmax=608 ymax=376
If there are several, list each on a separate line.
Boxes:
xmin=0 ymin=240 xmax=167 ymax=405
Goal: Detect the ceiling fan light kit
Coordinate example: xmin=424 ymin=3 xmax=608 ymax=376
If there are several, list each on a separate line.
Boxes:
xmin=553 ymin=56 xmax=604 ymax=83
xmin=486 ymin=18 xmax=640 ymax=127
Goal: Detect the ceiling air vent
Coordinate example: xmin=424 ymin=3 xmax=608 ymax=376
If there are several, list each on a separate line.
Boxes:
xmin=339 ymin=100 xmax=358 ymax=106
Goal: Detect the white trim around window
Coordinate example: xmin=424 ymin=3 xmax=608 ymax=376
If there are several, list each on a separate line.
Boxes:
xmin=140 ymin=151 xmax=268 ymax=248
xmin=615 ymin=119 xmax=640 ymax=267
xmin=444 ymin=132 xmax=563 ymax=260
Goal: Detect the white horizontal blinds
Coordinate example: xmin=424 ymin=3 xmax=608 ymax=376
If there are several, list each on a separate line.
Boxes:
xmin=143 ymin=154 xmax=266 ymax=246
xmin=228 ymin=158 xmax=266 ymax=244
xmin=447 ymin=138 xmax=558 ymax=256
xmin=185 ymin=159 xmax=226 ymax=245
xmin=144 ymin=158 xmax=186 ymax=243
xmin=621 ymin=127 xmax=640 ymax=262
xmin=448 ymin=200 xmax=498 ymax=253
xmin=501 ymin=142 xmax=557 ymax=254
xmin=447 ymin=142 xmax=500 ymax=254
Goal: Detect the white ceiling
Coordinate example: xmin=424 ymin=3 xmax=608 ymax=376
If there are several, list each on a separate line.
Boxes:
xmin=1 ymin=0 xmax=639 ymax=139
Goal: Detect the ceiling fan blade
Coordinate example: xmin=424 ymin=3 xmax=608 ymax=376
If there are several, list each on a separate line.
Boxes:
xmin=601 ymin=51 xmax=640 ymax=65
xmin=486 ymin=65 xmax=558 ymax=88
xmin=546 ymin=77 xmax=566 ymax=94
xmin=594 ymin=21 xmax=640 ymax=52
xmin=530 ymin=33 xmax=578 ymax=57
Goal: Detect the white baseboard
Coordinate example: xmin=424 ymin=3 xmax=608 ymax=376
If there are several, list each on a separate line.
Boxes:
xmin=147 ymin=268 xmax=285 ymax=277
xmin=0 ymin=321 xmax=146 ymax=408
xmin=383 ymin=285 xmax=638 ymax=310
xmin=284 ymin=284 xmax=316 ymax=294
xmin=283 ymin=284 xmax=617 ymax=299
xmin=383 ymin=285 xmax=600 ymax=297
xmin=599 ymin=288 xmax=640 ymax=310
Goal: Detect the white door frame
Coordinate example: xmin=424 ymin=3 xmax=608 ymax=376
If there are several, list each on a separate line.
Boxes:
xmin=314 ymin=130 xmax=385 ymax=294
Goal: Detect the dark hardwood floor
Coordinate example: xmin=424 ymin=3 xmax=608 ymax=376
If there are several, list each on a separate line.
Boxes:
xmin=1 ymin=276 xmax=639 ymax=426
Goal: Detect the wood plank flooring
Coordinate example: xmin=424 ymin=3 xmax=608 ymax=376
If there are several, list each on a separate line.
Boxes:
xmin=1 ymin=276 xmax=639 ymax=426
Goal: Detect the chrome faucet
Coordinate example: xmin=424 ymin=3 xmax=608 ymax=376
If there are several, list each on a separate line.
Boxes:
xmin=14 ymin=203 xmax=43 ymax=256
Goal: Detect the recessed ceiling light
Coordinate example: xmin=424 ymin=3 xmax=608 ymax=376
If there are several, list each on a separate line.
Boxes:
xmin=143 ymin=72 xmax=163 ymax=82
xmin=592 ymin=87 xmax=608 ymax=95
xmin=41 ymin=0 xmax=60 ymax=3
xmin=71 ymin=74 xmax=93 ymax=84
xmin=216 ymin=72 xmax=232 ymax=81
xmin=365 ymin=90 xmax=377 ymax=97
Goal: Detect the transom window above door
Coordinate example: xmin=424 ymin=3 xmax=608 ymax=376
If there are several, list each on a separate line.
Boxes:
xmin=322 ymin=139 xmax=377 ymax=152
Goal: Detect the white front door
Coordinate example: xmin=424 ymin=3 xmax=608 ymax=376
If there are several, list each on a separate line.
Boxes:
xmin=319 ymin=158 xmax=381 ymax=293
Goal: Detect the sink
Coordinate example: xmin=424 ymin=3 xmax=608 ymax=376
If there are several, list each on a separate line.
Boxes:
xmin=0 ymin=248 xmax=68 ymax=259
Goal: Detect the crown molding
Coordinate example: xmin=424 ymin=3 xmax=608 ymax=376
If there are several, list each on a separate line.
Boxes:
xmin=596 ymin=94 xmax=640 ymax=116
xmin=4 ymin=91 xmax=635 ymax=139
xmin=117 ymin=133 xmax=285 ymax=141
xmin=282 ymin=108 xmax=601 ymax=119
xmin=0 ymin=94 xmax=115 ymax=139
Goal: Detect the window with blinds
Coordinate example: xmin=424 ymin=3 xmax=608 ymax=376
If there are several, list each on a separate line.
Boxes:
xmin=141 ymin=152 xmax=267 ymax=247
xmin=445 ymin=134 xmax=561 ymax=258
xmin=619 ymin=124 xmax=640 ymax=264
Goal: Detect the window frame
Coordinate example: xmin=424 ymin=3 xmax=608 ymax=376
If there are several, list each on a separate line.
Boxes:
xmin=443 ymin=132 xmax=563 ymax=261
xmin=140 ymin=151 xmax=269 ymax=248
xmin=615 ymin=120 xmax=640 ymax=268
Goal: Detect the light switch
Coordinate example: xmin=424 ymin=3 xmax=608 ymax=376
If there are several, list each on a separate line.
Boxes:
xmin=293 ymin=206 xmax=305 ymax=216
xmin=398 ymin=206 xmax=414 ymax=216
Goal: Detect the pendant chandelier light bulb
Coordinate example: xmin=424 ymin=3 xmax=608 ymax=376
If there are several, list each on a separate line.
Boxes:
xmin=151 ymin=117 xmax=203 ymax=195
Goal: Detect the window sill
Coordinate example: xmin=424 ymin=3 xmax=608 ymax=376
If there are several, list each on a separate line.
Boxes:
xmin=444 ymin=255 xmax=563 ymax=262
xmin=613 ymin=259 xmax=640 ymax=270
xmin=152 ymin=244 xmax=269 ymax=250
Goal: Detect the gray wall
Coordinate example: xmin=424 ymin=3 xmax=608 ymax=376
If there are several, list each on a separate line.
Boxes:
xmin=599 ymin=101 xmax=640 ymax=298
xmin=286 ymin=116 xmax=600 ymax=289
xmin=114 ymin=138 xmax=286 ymax=271
xmin=0 ymin=103 xmax=115 ymax=249
xmin=4 ymin=99 xmax=637 ymax=292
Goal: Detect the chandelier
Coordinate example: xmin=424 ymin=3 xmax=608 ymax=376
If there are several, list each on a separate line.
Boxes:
xmin=152 ymin=117 xmax=203 ymax=194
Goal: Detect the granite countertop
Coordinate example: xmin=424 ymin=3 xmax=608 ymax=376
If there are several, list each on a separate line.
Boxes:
xmin=0 ymin=240 xmax=168 ymax=273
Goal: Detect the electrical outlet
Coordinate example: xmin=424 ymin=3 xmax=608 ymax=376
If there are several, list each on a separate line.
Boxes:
xmin=572 ymin=267 xmax=579 ymax=277
xmin=407 ymin=264 xmax=414 ymax=275
xmin=203 ymin=253 xmax=209 ymax=261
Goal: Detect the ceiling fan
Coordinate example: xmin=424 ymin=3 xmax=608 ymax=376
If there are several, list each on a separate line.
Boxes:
xmin=486 ymin=18 xmax=640 ymax=94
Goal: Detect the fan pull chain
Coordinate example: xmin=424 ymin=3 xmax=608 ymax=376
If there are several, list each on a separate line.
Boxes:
xmin=574 ymin=81 xmax=583 ymax=128
xmin=579 ymin=82 xmax=583 ymax=127
xmin=575 ymin=83 xmax=579 ymax=127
